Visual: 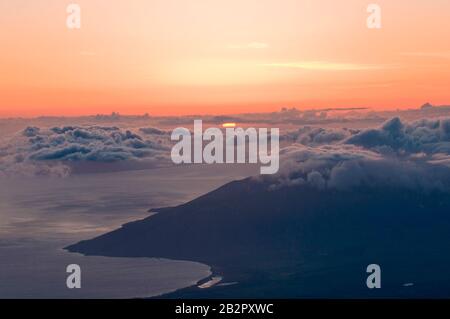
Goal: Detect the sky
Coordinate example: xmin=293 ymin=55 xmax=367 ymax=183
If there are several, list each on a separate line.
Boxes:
xmin=1 ymin=0 xmax=450 ymax=117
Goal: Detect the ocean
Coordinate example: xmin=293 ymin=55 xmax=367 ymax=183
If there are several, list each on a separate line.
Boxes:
xmin=0 ymin=164 xmax=257 ymax=298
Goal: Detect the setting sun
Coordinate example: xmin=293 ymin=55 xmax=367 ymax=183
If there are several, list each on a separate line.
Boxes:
xmin=222 ymin=123 xmax=237 ymax=128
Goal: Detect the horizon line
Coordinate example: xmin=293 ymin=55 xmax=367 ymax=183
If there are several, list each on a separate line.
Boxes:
xmin=2 ymin=104 xmax=448 ymax=120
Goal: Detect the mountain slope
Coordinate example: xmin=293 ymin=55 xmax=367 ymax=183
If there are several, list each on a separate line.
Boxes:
xmin=66 ymin=177 xmax=450 ymax=297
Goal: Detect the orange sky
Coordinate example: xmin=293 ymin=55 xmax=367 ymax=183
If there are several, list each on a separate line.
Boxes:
xmin=1 ymin=0 xmax=450 ymax=117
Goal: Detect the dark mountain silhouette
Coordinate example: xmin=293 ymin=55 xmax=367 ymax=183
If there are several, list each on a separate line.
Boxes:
xmin=66 ymin=177 xmax=450 ymax=298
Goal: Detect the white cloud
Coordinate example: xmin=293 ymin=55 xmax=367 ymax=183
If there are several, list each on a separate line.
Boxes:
xmin=263 ymin=143 xmax=450 ymax=192
xmin=345 ymin=117 xmax=450 ymax=156
xmin=262 ymin=117 xmax=450 ymax=191
xmin=0 ymin=126 xmax=171 ymax=177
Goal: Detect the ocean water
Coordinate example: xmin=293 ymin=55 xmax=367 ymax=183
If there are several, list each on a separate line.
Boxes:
xmin=0 ymin=164 xmax=258 ymax=298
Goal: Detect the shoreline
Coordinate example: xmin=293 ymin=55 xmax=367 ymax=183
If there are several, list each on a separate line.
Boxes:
xmin=65 ymin=246 xmax=227 ymax=299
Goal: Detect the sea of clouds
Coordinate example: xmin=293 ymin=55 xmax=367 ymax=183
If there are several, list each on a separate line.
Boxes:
xmin=0 ymin=125 xmax=172 ymax=177
xmin=1 ymin=111 xmax=450 ymax=194
xmin=266 ymin=117 xmax=450 ymax=191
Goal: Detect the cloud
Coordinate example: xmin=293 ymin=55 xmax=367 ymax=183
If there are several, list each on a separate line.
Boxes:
xmin=280 ymin=126 xmax=356 ymax=145
xmin=279 ymin=117 xmax=450 ymax=157
xmin=139 ymin=127 xmax=168 ymax=135
xmin=263 ymin=144 xmax=450 ymax=192
xmin=345 ymin=117 xmax=450 ymax=156
xmin=262 ymin=61 xmax=386 ymax=71
xmin=264 ymin=117 xmax=450 ymax=191
xmin=0 ymin=126 xmax=172 ymax=177
xmin=3 ymin=116 xmax=450 ymax=183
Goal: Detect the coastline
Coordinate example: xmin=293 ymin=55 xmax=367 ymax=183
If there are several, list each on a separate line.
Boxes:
xmin=64 ymin=245 xmax=226 ymax=299
xmin=152 ymin=266 xmax=240 ymax=299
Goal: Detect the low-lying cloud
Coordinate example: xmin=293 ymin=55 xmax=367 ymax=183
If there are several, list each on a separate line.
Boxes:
xmin=264 ymin=144 xmax=450 ymax=191
xmin=2 ymin=116 xmax=450 ymax=188
xmin=264 ymin=117 xmax=450 ymax=191
xmin=345 ymin=117 xmax=450 ymax=156
xmin=0 ymin=126 xmax=171 ymax=177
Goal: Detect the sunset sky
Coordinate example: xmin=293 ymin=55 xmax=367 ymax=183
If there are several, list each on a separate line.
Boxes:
xmin=1 ymin=0 xmax=450 ymax=117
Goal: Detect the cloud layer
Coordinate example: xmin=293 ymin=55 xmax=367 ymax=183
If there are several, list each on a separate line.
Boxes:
xmin=0 ymin=126 xmax=171 ymax=177
xmin=345 ymin=117 xmax=450 ymax=156
xmin=265 ymin=117 xmax=450 ymax=191
xmin=2 ymin=116 xmax=450 ymax=186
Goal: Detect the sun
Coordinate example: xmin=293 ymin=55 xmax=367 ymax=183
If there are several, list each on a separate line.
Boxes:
xmin=222 ymin=123 xmax=237 ymax=128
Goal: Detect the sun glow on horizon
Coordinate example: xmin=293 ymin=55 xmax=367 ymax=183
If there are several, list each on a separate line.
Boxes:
xmin=1 ymin=0 xmax=450 ymax=117
xmin=222 ymin=123 xmax=237 ymax=128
